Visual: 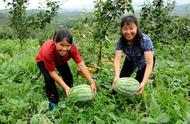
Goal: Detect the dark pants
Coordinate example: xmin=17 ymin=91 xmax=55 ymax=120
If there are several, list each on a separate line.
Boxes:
xmin=37 ymin=62 xmax=73 ymax=104
xmin=120 ymin=56 xmax=155 ymax=82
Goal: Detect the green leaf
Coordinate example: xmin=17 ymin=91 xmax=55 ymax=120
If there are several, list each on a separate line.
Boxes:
xmin=183 ymin=112 xmax=190 ymax=124
xmin=149 ymin=94 xmax=161 ymax=117
xmin=141 ymin=117 xmax=159 ymax=123
xmin=155 ymin=113 xmax=170 ymax=123
xmin=94 ymin=116 xmax=105 ymax=124
xmin=175 ymin=120 xmax=183 ymax=124
xmin=108 ymin=112 xmax=118 ymax=121
xmin=16 ymin=119 xmax=27 ymax=124
xmin=116 ymin=119 xmax=135 ymax=124
xmin=38 ymin=100 xmax=49 ymax=113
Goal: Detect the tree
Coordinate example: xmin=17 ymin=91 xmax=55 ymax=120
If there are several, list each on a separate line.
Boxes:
xmin=139 ymin=0 xmax=175 ymax=43
xmin=6 ymin=0 xmax=28 ymax=47
xmin=27 ymin=1 xmax=59 ymax=45
xmin=93 ymin=0 xmax=134 ymax=67
xmin=3 ymin=0 xmax=59 ymax=47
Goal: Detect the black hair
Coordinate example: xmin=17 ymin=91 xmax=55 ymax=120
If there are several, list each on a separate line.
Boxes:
xmin=120 ymin=15 xmax=142 ymax=47
xmin=53 ymin=29 xmax=73 ymax=44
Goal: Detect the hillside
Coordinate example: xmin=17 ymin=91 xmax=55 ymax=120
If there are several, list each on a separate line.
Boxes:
xmin=0 ymin=3 xmax=190 ymax=18
xmin=173 ymin=3 xmax=190 ymax=16
xmin=0 ymin=9 xmax=88 ymax=23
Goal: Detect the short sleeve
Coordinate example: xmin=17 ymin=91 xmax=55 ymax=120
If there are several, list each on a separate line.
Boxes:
xmin=141 ymin=35 xmax=154 ymax=51
xmin=71 ymin=45 xmax=82 ymax=64
xmin=116 ymin=39 xmax=123 ymax=51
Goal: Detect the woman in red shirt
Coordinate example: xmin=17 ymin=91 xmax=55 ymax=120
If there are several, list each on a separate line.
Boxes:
xmin=36 ymin=29 xmax=96 ymax=110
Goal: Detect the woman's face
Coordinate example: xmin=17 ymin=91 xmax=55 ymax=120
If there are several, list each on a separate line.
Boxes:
xmin=121 ymin=22 xmax=137 ymax=42
xmin=55 ymin=39 xmax=71 ymax=56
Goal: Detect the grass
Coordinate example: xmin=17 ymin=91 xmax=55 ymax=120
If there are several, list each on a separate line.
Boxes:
xmin=0 ymin=39 xmax=189 ymax=123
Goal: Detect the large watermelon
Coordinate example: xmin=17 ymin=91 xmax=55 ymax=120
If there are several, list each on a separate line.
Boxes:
xmin=114 ymin=77 xmax=140 ymax=96
xmin=69 ymin=84 xmax=95 ymax=102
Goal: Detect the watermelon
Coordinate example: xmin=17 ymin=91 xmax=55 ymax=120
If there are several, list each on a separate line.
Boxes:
xmin=114 ymin=77 xmax=140 ymax=96
xmin=69 ymin=84 xmax=95 ymax=102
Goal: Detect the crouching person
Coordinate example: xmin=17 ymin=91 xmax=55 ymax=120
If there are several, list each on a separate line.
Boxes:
xmin=36 ymin=29 xmax=96 ymax=110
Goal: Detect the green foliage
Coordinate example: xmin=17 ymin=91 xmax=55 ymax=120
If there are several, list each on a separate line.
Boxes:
xmin=70 ymin=19 xmax=97 ymax=66
xmin=0 ymin=1 xmax=190 ymax=123
xmin=0 ymin=37 xmax=190 ymax=123
xmin=28 ymin=1 xmax=59 ymax=30
xmin=140 ymin=0 xmax=175 ymax=43
xmin=30 ymin=114 xmax=53 ymax=124
xmin=169 ymin=16 xmax=190 ymax=42
xmin=93 ymin=0 xmax=134 ymax=67
xmin=93 ymin=0 xmax=134 ymax=40
xmin=27 ymin=1 xmax=59 ymax=44
xmin=7 ymin=0 xmax=29 ymax=47
xmin=4 ymin=0 xmax=59 ymax=47
xmin=140 ymin=0 xmax=190 ymax=44
xmin=0 ymin=21 xmax=14 ymax=39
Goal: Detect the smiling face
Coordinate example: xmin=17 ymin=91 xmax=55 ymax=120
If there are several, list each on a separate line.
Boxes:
xmin=121 ymin=22 xmax=137 ymax=43
xmin=55 ymin=38 xmax=71 ymax=56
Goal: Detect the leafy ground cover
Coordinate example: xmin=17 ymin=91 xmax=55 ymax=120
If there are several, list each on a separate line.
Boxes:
xmin=0 ymin=39 xmax=189 ymax=124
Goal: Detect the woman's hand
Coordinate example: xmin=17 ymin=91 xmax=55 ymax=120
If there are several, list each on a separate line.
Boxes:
xmin=136 ymin=51 xmax=154 ymax=95
xmin=112 ymin=76 xmax=119 ymax=89
xmin=91 ymin=83 xmax=97 ymax=94
xmin=136 ymin=82 xmax=145 ymax=95
xmin=65 ymin=86 xmax=70 ymax=96
xmin=77 ymin=61 xmax=97 ymax=94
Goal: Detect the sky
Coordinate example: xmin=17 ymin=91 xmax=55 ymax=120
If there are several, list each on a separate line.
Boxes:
xmin=0 ymin=0 xmax=190 ymax=10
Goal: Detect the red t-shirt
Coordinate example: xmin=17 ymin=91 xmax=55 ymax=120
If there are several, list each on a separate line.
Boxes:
xmin=36 ymin=40 xmax=82 ymax=71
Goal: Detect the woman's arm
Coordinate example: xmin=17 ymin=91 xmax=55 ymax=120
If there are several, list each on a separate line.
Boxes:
xmin=49 ymin=71 xmax=70 ymax=96
xmin=77 ymin=61 xmax=96 ymax=93
xmin=112 ymin=50 xmax=122 ymax=88
xmin=137 ymin=51 xmax=154 ymax=95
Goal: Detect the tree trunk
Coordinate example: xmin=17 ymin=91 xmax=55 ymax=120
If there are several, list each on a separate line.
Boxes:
xmin=97 ymin=43 xmax=102 ymax=67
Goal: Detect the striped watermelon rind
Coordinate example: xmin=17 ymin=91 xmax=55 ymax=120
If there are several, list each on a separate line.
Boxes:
xmin=114 ymin=77 xmax=140 ymax=96
xmin=69 ymin=84 xmax=95 ymax=102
